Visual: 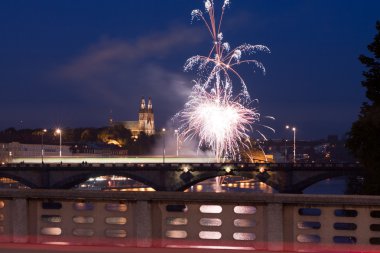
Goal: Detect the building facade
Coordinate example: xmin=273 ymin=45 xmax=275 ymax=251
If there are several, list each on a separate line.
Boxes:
xmin=116 ymin=97 xmax=155 ymax=137
xmin=0 ymin=142 xmax=71 ymax=163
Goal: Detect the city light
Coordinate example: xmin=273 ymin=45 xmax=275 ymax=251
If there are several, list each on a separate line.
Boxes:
xmin=55 ymin=128 xmax=62 ymax=157
xmin=41 ymin=129 xmax=47 ymax=163
xmin=162 ymin=128 xmax=166 ymax=163
xmin=286 ymin=125 xmax=296 ymax=163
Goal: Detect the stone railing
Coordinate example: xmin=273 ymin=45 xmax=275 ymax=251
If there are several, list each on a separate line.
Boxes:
xmin=0 ymin=190 xmax=379 ymax=252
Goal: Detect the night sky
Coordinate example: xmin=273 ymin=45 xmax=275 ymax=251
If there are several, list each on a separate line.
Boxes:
xmin=0 ymin=0 xmax=379 ymax=140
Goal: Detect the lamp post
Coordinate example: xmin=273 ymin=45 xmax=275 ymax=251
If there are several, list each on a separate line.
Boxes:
xmin=174 ymin=129 xmax=179 ymax=157
xmin=162 ymin=128 xmax=166 ymax=163
xmin=286 ymin=125 xmax=296 ymax=163
xmin=41 ymin=129 xmax=47 ymax=163
xmin=55 ymin=128 xmax=62 ymax=157
xmin=292 ymin=127 xmax=296 ymax=163
xmin=285 ymin=125 xmax=289 ymax=163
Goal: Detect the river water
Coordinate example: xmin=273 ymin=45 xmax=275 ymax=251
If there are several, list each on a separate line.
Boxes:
xmin=73 ymin=175 xmax=349 ymax=194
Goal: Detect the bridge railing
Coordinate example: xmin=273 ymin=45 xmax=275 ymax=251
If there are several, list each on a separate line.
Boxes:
xmin=0 ymin=190 xmax=379 ymax=251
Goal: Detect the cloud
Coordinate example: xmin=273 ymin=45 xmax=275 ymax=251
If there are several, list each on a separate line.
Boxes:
xmin=52 ymin=25 xmax=207 ymax=114
xmin=56 ymin=25 xmax=205 ymax=80
xmin=142 ymin=64 xmax=193 ymax=102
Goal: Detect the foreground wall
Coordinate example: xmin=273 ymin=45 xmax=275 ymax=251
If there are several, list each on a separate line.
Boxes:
xmin=0 ymin=190 xmax=380 ymax=252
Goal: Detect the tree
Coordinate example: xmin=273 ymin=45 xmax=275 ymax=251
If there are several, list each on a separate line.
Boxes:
xmin=346 ymin=21 xmax=380 ymax=194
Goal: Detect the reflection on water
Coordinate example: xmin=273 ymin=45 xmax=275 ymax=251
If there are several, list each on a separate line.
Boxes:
xmin=0 ymin=177 xmax=29 ymax=189
xmin=74 ymin=175 xmax=349 ymax=194
xmin=185 ymin=177 xmax=276 ymax=193
xmin=74 ymin=176 xmax=155 ymax=192
xmin=72 ymin=175 xmax=278 ymax=193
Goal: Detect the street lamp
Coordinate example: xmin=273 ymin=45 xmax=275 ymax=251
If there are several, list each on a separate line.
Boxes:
xmin=285 ymin=125 xmax=289 ymax=163
xmin=174 ymin=129 xmax=179 ymax=157
xmin=286 ymin=125 xmax=296 ymax=163
xmin=162 ymin=128 xmax=166 ymax=163
xmin=292 ymin=127 xmax=296 ymax=163
xmin=55 ymin=128 xmax=62 ymax=157
xmin=41 ymin=129 xmax=47 ymax=163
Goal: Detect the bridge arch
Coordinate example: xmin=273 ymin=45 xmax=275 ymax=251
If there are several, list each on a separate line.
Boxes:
xmin=177 ymin=171 xmax=224 ymax=191
xmin=292 ymin=171 xmax=365 ymax=193
xmin=235 ymin=171 xmax=280 ymax=192
xmin=177 ymin=170 xmax=278 ymax=193
xmin=52 ymin=172 xmax=160 ymax=190
xmin=0 ymin=172 xmax=36 ymax=188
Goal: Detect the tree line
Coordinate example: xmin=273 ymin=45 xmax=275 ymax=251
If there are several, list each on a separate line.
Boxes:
xmin=0 ymin=125 xmax=156 ymax=155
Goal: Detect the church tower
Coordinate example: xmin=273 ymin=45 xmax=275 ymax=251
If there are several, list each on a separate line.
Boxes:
xmin=146 ymin=97 xmax=155 ymax=135
xmin=138 ymin=97 xmax=155 ymax=135
xmin=139 ymin=97 xmax=147 ymax=130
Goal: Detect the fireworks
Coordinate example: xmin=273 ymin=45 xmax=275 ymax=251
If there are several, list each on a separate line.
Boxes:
xmin=179 ymin=81 xmax=259 ymax=161
xmin=186 ymin=0 xmax=270 ymax=98
xmin=176 ymin=0 xmax=271 ymax=161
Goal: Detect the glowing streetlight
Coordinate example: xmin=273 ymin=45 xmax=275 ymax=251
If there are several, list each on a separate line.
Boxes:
xmin=292 ymin=127 xmax=296 ymax=163
xmin=55 ymin=128 xmax=62 ymax=157
xmin=285 ymin=125 xmax=289 ymax=163
xmin=286 ymin=125 xmax=296 ymax=163
xmin=174 ymin=129 xmax=179 ymax=157
xmin=41 ymin=129 xmax=47 ymax=163
xmin=162 ymin=128 xmax=166 ymax=163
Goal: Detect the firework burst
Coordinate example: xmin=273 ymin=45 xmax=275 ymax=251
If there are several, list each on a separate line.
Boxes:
xmin=179 ymin=81 xmax=259 ymax=161
xmin=176 ymin=0 xmax=271 ymax=161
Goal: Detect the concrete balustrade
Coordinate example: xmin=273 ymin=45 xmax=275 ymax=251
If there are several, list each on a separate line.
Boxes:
xmin=0 ymin=190 xmax=379 ymax=252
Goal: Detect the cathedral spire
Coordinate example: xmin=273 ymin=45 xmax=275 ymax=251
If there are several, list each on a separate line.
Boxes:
xmin=148 ymin=97 xmax=153 ymax=112
xmin=140 ymin=97 xmax=146 ymax=112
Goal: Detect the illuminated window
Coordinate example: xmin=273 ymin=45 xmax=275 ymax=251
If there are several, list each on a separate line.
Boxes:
xmin=234 ymin=219 xmax=256 ymax=227
xmin=41 ymin=227 xmax=62 ymax=236
xmin=72 ymin=216 xmax=94 ymax=224
xmin=105 ymin=203 xmax=127 ymax=212
xmin=166 ymin=217 xmax=188 ymax=226
xmin=199 ymin=231 xmax=222 ymax=240
xmin=166 ymin=230 xmax=187 ymax=239
xmin=200 ymin=218 xmax=222 ymax=227
xmin=105 ymin=217 xmax=127 ymax=225
xmin=41 ymin=215 xmax=62 ymax=223
xmin=233 ymin=232 xmax=256 ymax=241
xmin=200 ymin=205 xmax=222 ymax=214
xmin=234 ymin=206 xmax=256 ymax=214
xmin=105 ymin=229 xmax=127 ymax=238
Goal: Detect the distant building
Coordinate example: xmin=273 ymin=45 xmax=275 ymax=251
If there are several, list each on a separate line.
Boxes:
xmin=71 ymin=143 xmax=128 ymax=156
xmin=114 ymin=97 xmax=155 ymax=137
xmin=0 ymin=142 xmax=71 ymax=163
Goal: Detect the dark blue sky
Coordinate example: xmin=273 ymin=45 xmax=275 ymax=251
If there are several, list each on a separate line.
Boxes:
xmin=0 ymin=0 xmax=379 ymax=140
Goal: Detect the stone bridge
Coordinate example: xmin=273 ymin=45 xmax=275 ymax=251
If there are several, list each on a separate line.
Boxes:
xmin=0 ymin=163 xmax=364 ymax=193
